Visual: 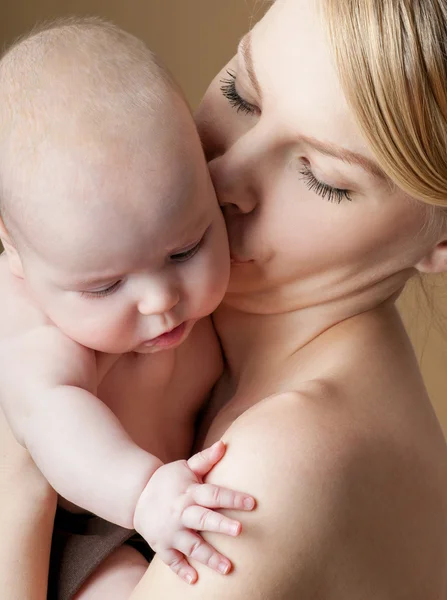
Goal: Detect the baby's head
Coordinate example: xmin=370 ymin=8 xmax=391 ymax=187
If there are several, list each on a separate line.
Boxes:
xmin=0 ymin=18 xmax=229 ymax=353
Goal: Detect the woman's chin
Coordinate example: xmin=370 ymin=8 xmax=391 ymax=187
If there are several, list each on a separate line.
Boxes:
xmin=226 ymin=263 xmax=263 ymax=295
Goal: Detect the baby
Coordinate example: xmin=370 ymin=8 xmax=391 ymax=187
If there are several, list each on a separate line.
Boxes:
xmin=0 ymin=17 xmax=254 ymax=595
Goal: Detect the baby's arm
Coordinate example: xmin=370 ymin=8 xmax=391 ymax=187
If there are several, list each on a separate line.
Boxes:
xmin=2 ymin=327 xmax=254 ymax=582
xmin=0 ymin=259 xmax=160 ymax=523
xmin=1 ymin=322 xmax=163 ymax=527
xmin=0 ymin=259 xmax=255 ymax=582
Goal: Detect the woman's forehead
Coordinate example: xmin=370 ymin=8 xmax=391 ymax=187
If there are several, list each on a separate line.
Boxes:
xmin=249 ymin=0 xmax=374 ymax=160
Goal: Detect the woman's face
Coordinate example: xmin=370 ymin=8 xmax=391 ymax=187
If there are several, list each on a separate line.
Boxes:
xmin=196 ymin=0 xmax=438 ymax=313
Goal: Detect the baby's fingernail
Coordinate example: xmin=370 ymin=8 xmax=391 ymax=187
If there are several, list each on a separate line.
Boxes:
xmin=218 ymin=561 xmax=230 ymax=574
xmin=185 ymin=574 xmax=194 ymax=584
xmin=229 ymin=522 xmax=240 ymax=535
xmin=244 ymin=497 xmax=255 ymax=509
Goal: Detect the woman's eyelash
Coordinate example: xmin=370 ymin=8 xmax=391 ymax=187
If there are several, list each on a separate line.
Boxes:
xmin=82 ymin=281 xmax=122 ymax=299
xmin=220 ymin=70 xmax=257 ymax=116
xmin=219 ymin=73 xmax=351 ymax=204
xmin=219 ymin=72 xmax=350 ymax=204
xmin=299 ymin=164 xmax=352 ymax=203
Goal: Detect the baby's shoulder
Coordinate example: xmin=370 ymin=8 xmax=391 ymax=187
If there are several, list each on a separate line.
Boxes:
xmin=0 ymin=257 xmax=94 ymax=387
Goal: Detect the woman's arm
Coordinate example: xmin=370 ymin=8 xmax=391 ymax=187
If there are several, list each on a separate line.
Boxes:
xmin=0 ymin=407 xmax=56 ymax=600
xmin=129 ymin=391 xmax=445 ymax=599
xmin=129 ymin=392 xmax=344 ymax=599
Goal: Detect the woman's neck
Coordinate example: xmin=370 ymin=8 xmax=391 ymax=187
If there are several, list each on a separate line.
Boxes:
xmin=214 ymin=270 xmax=411 ymax=382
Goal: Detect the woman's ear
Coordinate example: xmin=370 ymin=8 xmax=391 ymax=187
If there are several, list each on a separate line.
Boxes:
xmin=415 ymin=239 xmax=447 ymax=274
xmin=0 ymin=218 xmax=24 ymax=278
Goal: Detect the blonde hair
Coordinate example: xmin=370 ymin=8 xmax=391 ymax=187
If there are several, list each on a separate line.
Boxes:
xmin=323 ymin=0 xmax=447 ymax=208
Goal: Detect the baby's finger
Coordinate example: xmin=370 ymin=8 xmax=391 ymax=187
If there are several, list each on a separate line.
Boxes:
xmin=187 ymin=441 xmax=226 ymax=477
xmin=189 ymin=483 xmax=255 ymax=511
xmin=182 ymin=505 xmax=241 ymax=536
xmin=157 ymin=548 xmax=198 ymax=585
xmin=174 ymin=530 xmax=232 ymax=575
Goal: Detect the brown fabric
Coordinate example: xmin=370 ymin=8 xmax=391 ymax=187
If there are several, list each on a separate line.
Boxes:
xmin=48 ymin=507 xmax=153 ymax=600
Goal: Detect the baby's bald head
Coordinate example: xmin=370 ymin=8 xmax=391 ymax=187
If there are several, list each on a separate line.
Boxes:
xmin=0 ymin=17 xmax=182 ymax=246
xmin=0 ymin=18 xmax=227 ymax=353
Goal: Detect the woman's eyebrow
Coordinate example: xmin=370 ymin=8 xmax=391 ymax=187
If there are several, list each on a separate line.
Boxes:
xmin=239 ymin=33 xmax=262 ymax=98
xmin=238 ymin=35 xmax=387 ymax=182
xmin=302 ymin=135 xmax=388 ymax=180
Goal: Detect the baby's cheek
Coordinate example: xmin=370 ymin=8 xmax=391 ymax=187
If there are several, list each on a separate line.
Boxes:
xmin=91 ymin=314 xmax=136 ymax=352
xmin=203 ymin=253 xmax=230 ymax=309
xmin=59 ymin=307 xmax=135 ymax=353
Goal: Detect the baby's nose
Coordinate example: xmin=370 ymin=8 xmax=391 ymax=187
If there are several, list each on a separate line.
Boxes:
xmin=137 ymin=284 xmax=180 ymax=316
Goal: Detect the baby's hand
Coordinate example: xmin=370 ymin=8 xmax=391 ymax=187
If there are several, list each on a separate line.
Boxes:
xmin=133 ymin=440 xmax=255 ymax=585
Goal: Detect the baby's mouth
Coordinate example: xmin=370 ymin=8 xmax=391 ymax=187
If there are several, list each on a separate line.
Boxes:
xmin=142 ymin=322 xmax=187 ymax=348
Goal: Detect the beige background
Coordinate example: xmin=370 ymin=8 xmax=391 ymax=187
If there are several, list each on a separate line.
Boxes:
xmin=0 ymin=1 xmax=267 ymax=108
xmin=1 ymin=0 xmax=445 ymax=435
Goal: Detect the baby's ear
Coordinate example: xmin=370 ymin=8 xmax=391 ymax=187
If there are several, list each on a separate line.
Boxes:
xmin=415 ymin=239 xmax=447 ymax=274
xmin=0 ymin=218 xmax=24 ymax=278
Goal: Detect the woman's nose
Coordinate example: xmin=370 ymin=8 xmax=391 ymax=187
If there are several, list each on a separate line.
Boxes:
xmin=137 ymin=281 xmax=180 ymax=317
xmin=208 ymin=133 xmax=263 ymax=215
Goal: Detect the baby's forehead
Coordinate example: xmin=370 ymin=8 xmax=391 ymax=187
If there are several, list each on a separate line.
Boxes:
xmin=13 ymin=119 xmax=207 ymax=259
xmin=24 ymin=163 xmax=210 ymax=277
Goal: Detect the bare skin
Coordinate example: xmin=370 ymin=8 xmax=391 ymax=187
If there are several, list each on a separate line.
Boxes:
xmin=126 ymin=0 xmax=447 ymax=597
xmin=0 ymin=22 xmax=257 ymax=593
xmin=0 ymin=406 xmax=56 ymax=600
xmin=130 ymin=303 xmax=447 ymax=599
xmin=2 ymin=0 xmax=447 ymax=598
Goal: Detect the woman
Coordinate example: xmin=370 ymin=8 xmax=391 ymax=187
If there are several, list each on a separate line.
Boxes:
xmin=0 ymin=406 xmax=56 ymax=599
xmin=2 ymin=0 xmax=447 ymax=597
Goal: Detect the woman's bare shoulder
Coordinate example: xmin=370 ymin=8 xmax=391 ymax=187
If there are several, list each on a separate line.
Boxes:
xmin=133 ymin=388 xmax=447 ymax=598
xmin=131 ymin=393 xmax=352 ymax=599
xmin=209 ymin=387 xmax=447 ymax=597
xmin=217 ymin=386 xmax=373 ymax=502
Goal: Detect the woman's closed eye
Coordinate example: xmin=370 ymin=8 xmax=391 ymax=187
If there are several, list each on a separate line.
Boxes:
xmin=220 ymin=70 xmax=258 ymax=116
xmin=221 ymin=71 xmax=352 ymax=205
xmin=300 ymin=163 xmax=352 ymax=204
xmin=81 ymin=280 xmax=123 ymax=299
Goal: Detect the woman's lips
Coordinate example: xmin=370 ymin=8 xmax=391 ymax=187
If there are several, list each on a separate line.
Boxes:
xmin=230 ymin=255 xmax=253 ymax=265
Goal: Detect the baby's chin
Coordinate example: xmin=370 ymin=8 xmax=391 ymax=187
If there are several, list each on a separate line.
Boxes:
xmin=132 ymin=344 xmax=172 ymax=355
